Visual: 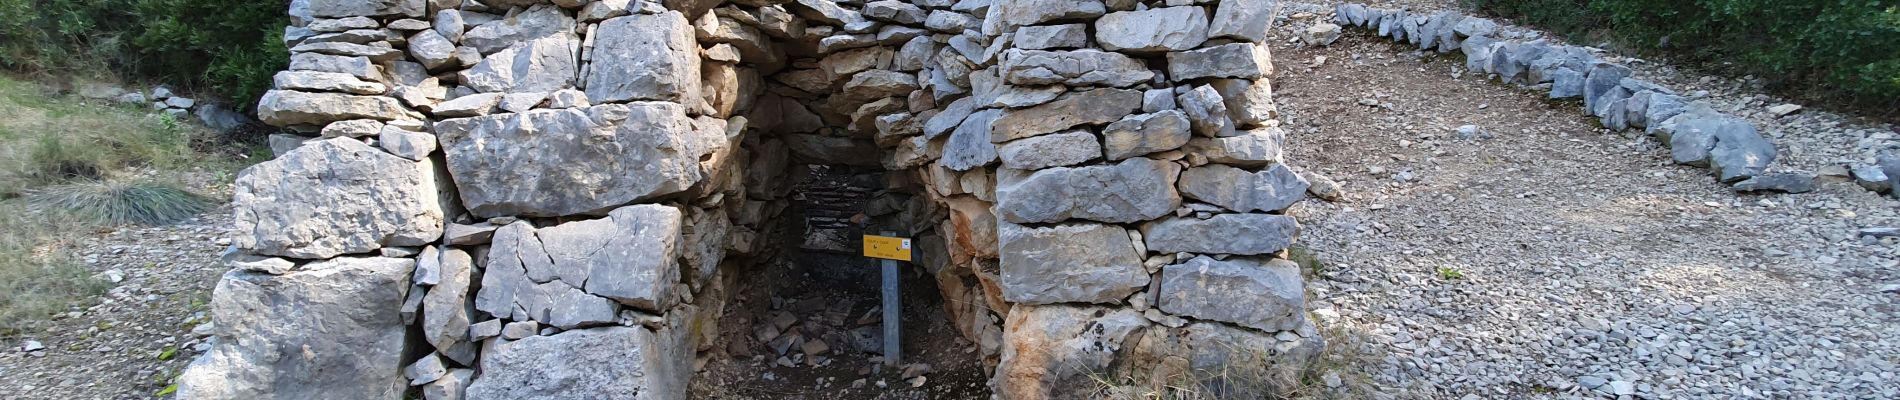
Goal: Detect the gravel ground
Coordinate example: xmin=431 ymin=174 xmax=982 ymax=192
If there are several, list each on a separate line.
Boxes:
xmin=0 ymin=208 xmax=232 ymax=400
xmin=1270 ymin=20 xmax=1900 ymax=399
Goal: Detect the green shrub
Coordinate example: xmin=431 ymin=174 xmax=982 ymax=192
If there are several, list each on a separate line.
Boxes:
xmin=0 ymin=0 xmax=288 ymax=105
xmin=1463 ymin=0 xmax=1900 ymax=116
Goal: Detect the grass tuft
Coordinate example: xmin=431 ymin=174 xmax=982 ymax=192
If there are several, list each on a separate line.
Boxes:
xmin=26 ymin=179 xmax=211 ymax=225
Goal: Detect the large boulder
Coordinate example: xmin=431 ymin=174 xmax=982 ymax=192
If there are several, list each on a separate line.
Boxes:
xmin=586 ymin=11 xmax=701 ymax=105
xmin=437 ymin=103 xmax=714 ymax=218
xmin=1094 ymin=6 xmax=1208 ymax=52
xmin=233 ymin=138 xmax=442 ymax=259
xmin=465 ymin=326 xmax=689 ymax=400
xmin=1177 ymin=163 xmax=1309 ymax=213
xmin=1660 ymin=109 xmax=1777 ymax=182
xmin=994 ymin=305 xmax=1150 ymax=399
xmin=475 ymin=205 xmax=683 ymax=327
xmin=177 ymin=257 xmax=415 ymax=400
xmin=256 ymin=90 xmax=412 ymax=127
xmin=996 ymin=158 xmax=1182 ymax=224
xmin=998 ymin=222 xmax=1148 ymax=304
xmin=1142 ymin=213 xmax=1297 ymax=256
xmin=460 ymin=34 xmax=579 ymax=94
xmin=1157 ymin=256 xmax=1307 ymax=332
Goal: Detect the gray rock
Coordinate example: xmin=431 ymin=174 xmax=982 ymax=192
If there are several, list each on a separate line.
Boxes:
xmin=1207 ymin=0 xmax=1274 ymax=42
xmin=995 ymin=158 xmax=1182 ymax=224
xmin=1178 ymin=85 xmax=1237 ymax=137
xmin=422 ymin=248 xmax=477 ymax=365
xmin=320 ymin=119 xmax=384 ymax=138
xmin=942 ymin=109 xmax=1003 ymax=171
xmin=987 ymin=0 xmax=1105 ymax=31
xmin=256 ymin=90 xmax=412 ymax=127
xmin=307 ymin=0 xmax=423 ymax=18
xmin=1142 ymin=213 xmax=1297 ymax=255
xmin=431 ymin=92 xmax=502 ymax=117
xmin=1094 ymin=6 xmax=1207 ymax=52
xmin=1661 ymin=111 xmax=1776 ymax=182
xmin=267 ymin=134 xmax=311 ymax=157
xmin=478 ymin=205 xmax=683 ymax=320
xmin=1168 ymin=43 xmax=1271 ymax=81
xmin=1583 ymin=62 xmax=1632 ymax=113
xmin=1000 ymin=49 xmax=1153 ymax=87
xmin=1142 ymin=89 xmax=1176 ymax=113
xmin=461 ymin=5 xmax=575 ymax=54
xmin=1014 ymin=24 xmax=1089 ymax=50
xmin=501 ymin=321 xmax=539 ymax=340
xmin=423 ymin=369 xmax=474 ymax=400
xmin=290 ymin=42 xmax=405 ymax=62
xmin=1158 ymin=256 xmax=1306 ymax=332
xmin=993 ymin=304 xmax=1149 ymax=399
xmin=1730 ymin=173 xmax=1814 ymax=194
xmin=1184 ymin=128 xmax=1285 ymax=167
xmin=1179 ymin=163 xmax=1309 ymax=213
xmin=437 ymin=103 xmax=714 ymax=218
xmin=465 ymin=326 xmax=688 ymax=400
xmin=273 ymin=71 xmax=386 ymax=95
xmin=1206 ymin=78 xmax=1273 ymax=128
xmin=1854 ymin=163 xmax=1892 ymax=193
xmin=1548 ymin=68 xmax=1585 ymax=99
xmin=924 ymin=97 xmax=976 ymax=139
xmin=864 ymin=0 xmax=926 ymax=24
xmin=406 ymin=354 xmax=448 ymax=386
xmin=789 ymin=0 xmax=868 ymax=26
xmin=461 ymin=34 xmax=578 ymax=94
xmin=233 ymin=138 xmax=442 ymax=259
xmin=998 ymin=222 xmax=1149 ymax=305
xmin=586 ymin=11 xmax=700 ymax=105
xmin=992 ymin=88 xmax=1142 ymax=142
xmin=377 ymin=127 xmax=435 ymax=160
xmin=1102 ymin=110 xmax=1191 ymax=160
xmin=407 ymin=29 xmax=456 ymax=70
xmin=222 ymin=250 xmax=297 ymax=275
xmin=1301 ymin=23 xmax=1343 ymax=46
xmin=176 ymin=257 xmax=415 ymax=399
xmin=925 ymin=10 xmax=980 ymax=33
xmin=998 ymin=129 xmax=1100 ymax=170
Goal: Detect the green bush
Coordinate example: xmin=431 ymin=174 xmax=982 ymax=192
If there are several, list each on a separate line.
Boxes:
xmin=0 ymin=0 xmax=288 ymax=105
xmin=1464 ymin=0 xmax=1900 ymax=116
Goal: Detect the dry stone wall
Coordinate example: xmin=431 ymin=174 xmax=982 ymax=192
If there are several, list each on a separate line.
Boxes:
xmin=1326 ymin=3 xmax=1796 ymax=191
xmin=182 ymin=0 xmax=1328 ymax=398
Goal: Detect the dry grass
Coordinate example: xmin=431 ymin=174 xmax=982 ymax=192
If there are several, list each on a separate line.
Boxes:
xmin=0 ymin=76 xmax=226 ymax=335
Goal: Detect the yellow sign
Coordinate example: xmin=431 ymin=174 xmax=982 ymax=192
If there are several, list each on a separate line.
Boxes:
xmin=863 ymin=235 xmax=913 ymax=262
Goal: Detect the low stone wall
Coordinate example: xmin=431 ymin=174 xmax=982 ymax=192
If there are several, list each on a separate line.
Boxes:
xmin=179 ymin=0 xmax=1328 ymax=399
xmin=1324 ymin=3 xmax=1804 ymax=191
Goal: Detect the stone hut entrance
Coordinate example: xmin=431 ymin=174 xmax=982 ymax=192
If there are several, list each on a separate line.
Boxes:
xmin=185 ymin=0 xmax=1324 ymax=399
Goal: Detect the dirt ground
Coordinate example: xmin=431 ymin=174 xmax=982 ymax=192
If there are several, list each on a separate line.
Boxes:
xmin=688 ymin=250 xmax=990 ymax=399
xmin=1270 ymin=26 xmax=1900 ymax=398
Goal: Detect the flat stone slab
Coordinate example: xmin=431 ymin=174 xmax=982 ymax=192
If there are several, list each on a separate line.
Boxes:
xmin=1142 ymin=213 xmax=1298 ymax=255
xmin=465 ymin=326 xmax=689 ymax=400
xmin=1158 ymin=256 xmax=1308 ymax=332
xmin=437 ymin=103 xmax=716 ymax=218
xmin=475 ymin=205 xmax=683 ymax=327
xmin=996 ymin=158 xmax=1182 ymax=224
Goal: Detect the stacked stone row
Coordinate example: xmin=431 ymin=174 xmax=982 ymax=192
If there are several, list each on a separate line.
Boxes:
xmin=180 ymin=0 xmax=767 ymax=399
xmin=1331 ymin=3 xmax=1782 ymax=186
xmin=897 ymin=0 xmax=1328 ymax=397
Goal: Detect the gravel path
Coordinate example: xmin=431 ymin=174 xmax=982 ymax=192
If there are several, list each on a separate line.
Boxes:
xmin=1270 ymin=26 xmax=1900 ymax=399
xmin=0 ymin=209 xmax=231 ymax=400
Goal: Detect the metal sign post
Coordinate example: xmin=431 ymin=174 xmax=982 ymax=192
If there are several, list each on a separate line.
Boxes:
xmin=863 ymin=232 xmax=910 ymax=366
